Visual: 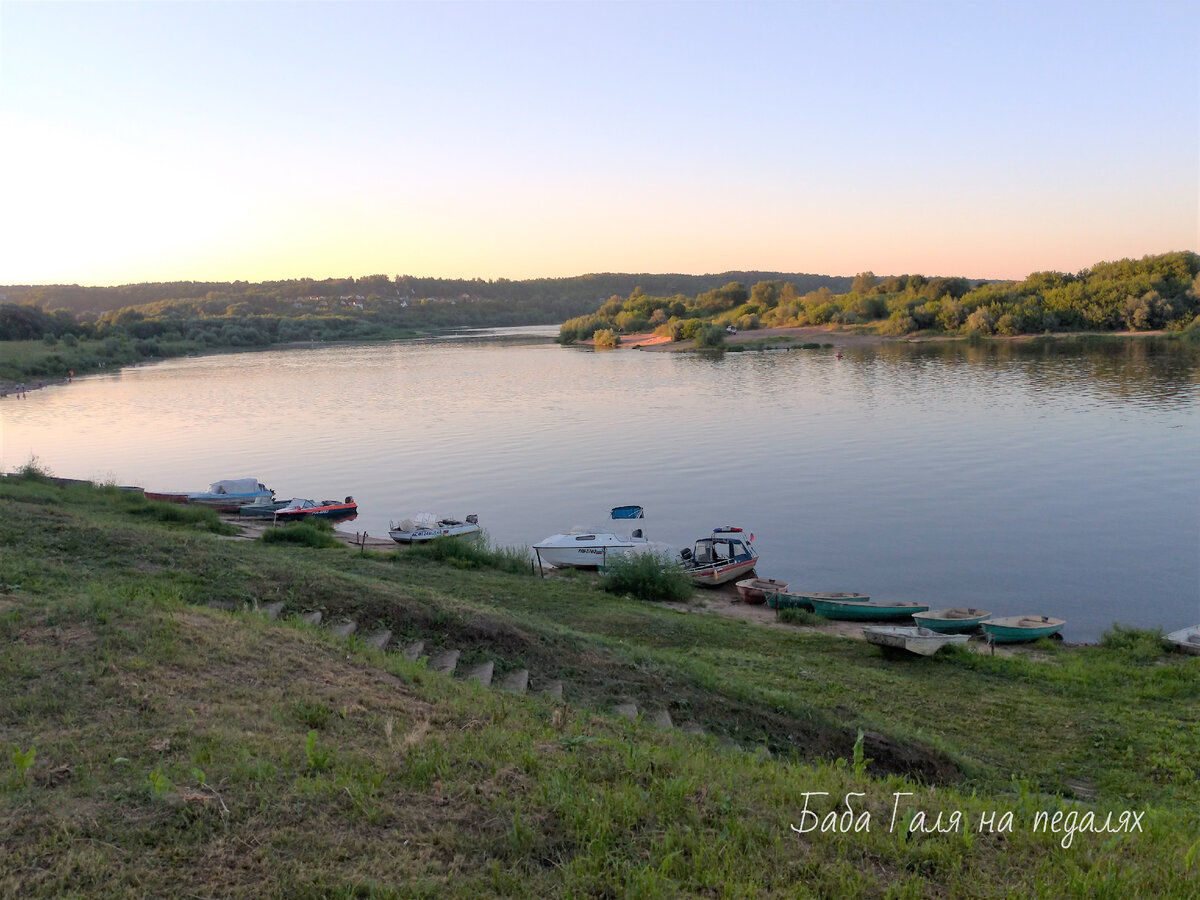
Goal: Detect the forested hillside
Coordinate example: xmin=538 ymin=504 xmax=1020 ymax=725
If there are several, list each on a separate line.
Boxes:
xmin=559 ymin=252 xmax=1200 ymax=343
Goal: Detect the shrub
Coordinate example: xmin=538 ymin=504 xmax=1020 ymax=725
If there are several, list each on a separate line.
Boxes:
xmin=601 ymin=550 xmax=693 ymax=602
xmin=120 ymin=493 xmax=237 ymax=535
xmin=405 ymin=534 xmax=531 ymax=575
xmin=694 ymin=325 xmax=726 ymax=349
xmin=261 ymin=520 xmax=342 ymax=548
xmin=779 ymin=608 xmax=824 ymax=626
xmin=1099 ymin=623 xmax=1166 ymax=663
xmin=593 ymin=328 xmax=619 ymax=349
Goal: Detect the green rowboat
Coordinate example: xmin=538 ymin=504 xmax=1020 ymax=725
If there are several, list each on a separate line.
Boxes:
xmin=808 ymin=597 xmax=929 ymax=621
xmin=768 ymin=591 xmax=869 ymax=611
xmin=911 ymin=607 xmax=991 ymax=634
xmin=980 ymin=615 xmax=1065 ymax=643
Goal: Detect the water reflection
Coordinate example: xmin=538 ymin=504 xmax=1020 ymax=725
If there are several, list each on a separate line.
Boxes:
xmin=4 ymin=331 xmax=1197 ymax=641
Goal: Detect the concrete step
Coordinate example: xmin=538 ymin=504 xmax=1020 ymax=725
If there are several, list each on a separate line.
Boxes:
xmin=647 ymin=708 xmax=674 ymax=730
xmin=262 ymin=601 xmax=285 ymax=620
xmin=331 ymin=620 xmax=357 ymax=638
xmin=613 ymin=702 xmax=639 ymax=721
xmin=464 ymin=660 xmax=494 ymax=686
xmin=429 ymin=649 xmax=460 ymax=675
xmin=363 ymin=629 xmax=392 ymax=651
xmin=402 ymin=640 xmax=425 ymax=662
xmin=497 ymin=669 xmax=529 ymax=693
xmin=301 ymin=611 xmax=322 ymax=626
xmin=539 ymin=679 xmax=563 ymax=700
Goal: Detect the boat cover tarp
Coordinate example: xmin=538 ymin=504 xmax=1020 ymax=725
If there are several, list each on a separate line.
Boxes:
xmin=208 ymin=478 xmax=267 ymax=495
xmin=611 ymin=505 xmax=644 ymax=519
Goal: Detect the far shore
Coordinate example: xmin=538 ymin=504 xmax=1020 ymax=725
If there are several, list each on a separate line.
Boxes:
xmin=582 ymin=324 xmax=1177 ymax=351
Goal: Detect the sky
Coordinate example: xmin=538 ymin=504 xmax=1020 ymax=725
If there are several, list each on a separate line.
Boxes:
xmin=0 ymin=0 xmax=1196 ymax=286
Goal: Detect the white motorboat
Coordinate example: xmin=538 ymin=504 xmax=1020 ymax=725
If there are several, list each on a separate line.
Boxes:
xmin=389 ymin=513 xmax=480 ymax=544
xmin=863 ymin=625 xmax=971 ymax=657
xmin=533 ymin=506 xmax=648 ymax=569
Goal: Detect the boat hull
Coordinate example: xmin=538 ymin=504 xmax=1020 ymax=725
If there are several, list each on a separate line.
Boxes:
xmin=1166 ymin=626 xmax=1200 ymax=656
xmin=535 ymin=535 xmax=648 ymax=571
xmin=980 ymin=616 xmax=1065 ymax=643
xmin=769 ymin=591 xmax=869 ymax=611
xmin=863 ymin=626 xmax=970 ymax=657
xmin=912 ymin=608 xmax=992 ymax=634
xmin=736 ymin=578 xmax=788 ymax=605
xmin=274 ymin=502 xmax=358 ymax=521
xmin=686 ymin=557 xmax=756 ymax=586
xmin=389 ymin=523 xmax=481 ymax=543
xmin=809 ymin=598 xmax=929 ymax=621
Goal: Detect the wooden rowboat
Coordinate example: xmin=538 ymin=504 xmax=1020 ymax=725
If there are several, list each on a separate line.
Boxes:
xmin=980 ymin=615 xmax=1065 ymax=643
xmin=735 ymin=578 xmax=788 ymax=605
xmin=912 ymin=607 xmax=991 ymax=634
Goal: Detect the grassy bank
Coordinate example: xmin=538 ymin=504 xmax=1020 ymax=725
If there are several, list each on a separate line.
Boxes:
xmin=2 ymin=476 xmax=1198 ymax=896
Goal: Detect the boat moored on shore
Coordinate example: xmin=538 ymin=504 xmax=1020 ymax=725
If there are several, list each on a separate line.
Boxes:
xmin=808 ymin=597 xmax=929 ymax=621
xmin=863 ymin=625 xmax=971 ymax=657
xmin=389 ymin=513 xmax=480 ymax=543
xmin=681 ymin=527 xmax=757 ymax=586
xmin=980 ymin=615 xmax=1065 ymax=643
xmin=912 ymin=607 xmax=992 ymax=633
xmin=273 ymin=497 xmax=358 ymax=522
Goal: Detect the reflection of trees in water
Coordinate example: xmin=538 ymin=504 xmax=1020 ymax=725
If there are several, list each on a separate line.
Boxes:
xmin=870 ymin=338 xmax=1199 ymax=406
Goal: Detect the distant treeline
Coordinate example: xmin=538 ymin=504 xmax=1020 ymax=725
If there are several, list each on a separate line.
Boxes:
xmin=0 ymin=269 xmax=849 ymax=380
xmin=558 ymin=252 xmax=1200 ymax=343
xmin=1 ymin=271 xmax=852 ymax=320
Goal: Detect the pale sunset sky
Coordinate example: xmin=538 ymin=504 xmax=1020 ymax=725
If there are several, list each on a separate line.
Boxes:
xmin=1 ymin=0 xmax=1196 ymax=286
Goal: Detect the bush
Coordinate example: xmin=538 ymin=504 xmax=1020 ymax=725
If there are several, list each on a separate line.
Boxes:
xmin=592 ymin=328 xmax=619 ymax=349
xmin=1099 ymin=623 xmax=1166 ymax=663
xmin=405 ymin=534 xmax=532 ymax=575
xmin=694 ymin=325 xmax=726 ymax=349
xmin=261 ymin=520 xmax=342 ymax=548
xmin=120 ymin=493 xmax=237 ymax=535
xmin=601 ymin=551 xmax=694 ymax=602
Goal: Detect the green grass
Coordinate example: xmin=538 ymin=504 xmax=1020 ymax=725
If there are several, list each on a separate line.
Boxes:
xmin=1 ymin=475 xmax=1198 ymax=896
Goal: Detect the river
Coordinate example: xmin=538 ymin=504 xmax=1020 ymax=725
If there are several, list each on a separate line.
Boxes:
xmin=5 ymin=326 xmax=1198 ymax=641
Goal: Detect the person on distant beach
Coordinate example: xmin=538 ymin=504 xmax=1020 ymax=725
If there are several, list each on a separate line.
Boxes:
xmin=68 ymin=370 xmax=73 ymax=382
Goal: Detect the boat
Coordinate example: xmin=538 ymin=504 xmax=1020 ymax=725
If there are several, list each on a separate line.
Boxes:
xmin=912 ymin=607 xmax=992 ymax=634
xmin=680 ymin=527 xmax=757 ymax=586
xmin=388 ymin=513 xmax=480 ymax=543
xmin=533 ymin=506 xmax=649 ymax=569
xmin=863 ymin=625 xmax=971 ymax=657
xmin=1165 ymin=625 xmax=1200 ymax=656
xmin=238 ymin=499 xmax=292 ymax=517
xmin=980 ymin=615 xmax=1066 ymax=643
xmin=187 ymin=478 xmax=274 ymax=512
xmin=808 ymin=597 xmax=929 ymax=621
xmin=272 ymin=497 xmax=358 ymax=521
xmin=736 ymin=578 xmax=788 ymax=605
xmin=768 ymin=591 xmax=869 ymax=611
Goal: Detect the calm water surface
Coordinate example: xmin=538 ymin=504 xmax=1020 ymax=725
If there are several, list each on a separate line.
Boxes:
xmin=6 ymin=327 xmax=1198 ymax=641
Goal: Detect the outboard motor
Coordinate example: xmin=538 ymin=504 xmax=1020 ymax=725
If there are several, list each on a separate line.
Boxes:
xmin=680 ymin=548 xmax=693 ymax=562
xmin=466 ymin=514 xmax=478 ymax=524
xmin=632 ymin=528 xmax=643 ymax=539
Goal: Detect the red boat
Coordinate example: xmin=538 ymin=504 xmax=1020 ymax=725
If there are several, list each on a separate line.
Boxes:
xmin=272 ymin=497 xmax=358 ymax=522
